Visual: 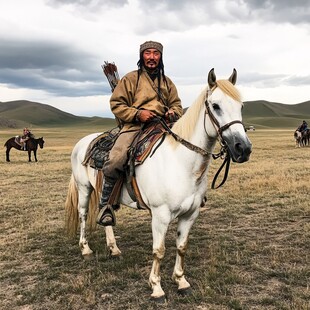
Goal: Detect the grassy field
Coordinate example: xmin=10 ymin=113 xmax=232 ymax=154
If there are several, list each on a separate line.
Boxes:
xmin=0 ymin=127 xmax=309 ymax=310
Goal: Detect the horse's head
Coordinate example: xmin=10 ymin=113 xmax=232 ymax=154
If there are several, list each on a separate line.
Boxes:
xmin=38 ymin=137 xmax=45 ymax=148
xmin=294 ymin=130 xmax=301 ymax=139
xmin=205 ymin=68 xmax=252 ymax=163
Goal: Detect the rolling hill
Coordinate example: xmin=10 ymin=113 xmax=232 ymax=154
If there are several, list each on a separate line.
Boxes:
xmin=242 ymin=100 xmax=310 ymax=128
xmin=0 ymin=100 xmax=116 ymax=128
xmin=0 ymin=99 xmax=309 ymax=129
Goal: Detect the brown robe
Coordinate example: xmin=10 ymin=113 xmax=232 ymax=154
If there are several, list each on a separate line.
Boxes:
xmin=110 ymin=68 xmax=183 ymax=131
xmin=103 ymin=68 xmax=183 ymax=180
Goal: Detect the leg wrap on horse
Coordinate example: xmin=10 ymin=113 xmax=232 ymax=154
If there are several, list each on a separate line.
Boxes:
xmin=97 ymin=177 xmax=117 ymax=226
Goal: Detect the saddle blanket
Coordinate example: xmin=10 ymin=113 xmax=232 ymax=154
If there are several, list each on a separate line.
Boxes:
xmin=15 ymin=136 xmax=23 ymax=145
xmin=83 ymin=122 xmax=168 ymax=170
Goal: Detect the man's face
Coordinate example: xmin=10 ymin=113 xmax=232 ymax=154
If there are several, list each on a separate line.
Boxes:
xmin=143 ymin=48 xmax=161 ymax=70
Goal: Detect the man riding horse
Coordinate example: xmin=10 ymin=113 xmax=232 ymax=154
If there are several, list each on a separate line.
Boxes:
xmin=96 ymin=41 xmax=183 ymax=227
xmin=298 ymin=120 xmax=308 ymax=133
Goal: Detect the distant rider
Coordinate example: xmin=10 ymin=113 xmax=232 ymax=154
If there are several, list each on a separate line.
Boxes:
xmin=21 ymin=127 xmax=34 ymax=150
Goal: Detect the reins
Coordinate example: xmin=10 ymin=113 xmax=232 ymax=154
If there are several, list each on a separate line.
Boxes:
xmin=155 ymin=116 xmax=230 ymax=189
xmin=155 ymin=117 xmax=210 ymax=157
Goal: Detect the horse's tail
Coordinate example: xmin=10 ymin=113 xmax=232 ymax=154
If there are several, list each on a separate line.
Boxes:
xmin=64 ymin=170 xmax=103 ymax=237
xmin=65 ymin=174 xmax=79 ymax=237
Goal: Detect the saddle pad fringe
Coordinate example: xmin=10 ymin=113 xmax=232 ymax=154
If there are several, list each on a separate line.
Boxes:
xmin=82 ymin=127 xmax=120 ymax=169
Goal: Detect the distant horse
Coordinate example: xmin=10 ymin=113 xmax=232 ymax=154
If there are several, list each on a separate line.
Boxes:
xmin=4 ymin=136 xmax=45 ymax=162
xmin=294 ymin=129 xmax=309 ymax=147
xmin=65 ymin=69 xmax=252 ymax=301
xmin=294 ymin=130 xmax=302 ymax=147
xmin=301 ymin=129 xmax=310 ymax=146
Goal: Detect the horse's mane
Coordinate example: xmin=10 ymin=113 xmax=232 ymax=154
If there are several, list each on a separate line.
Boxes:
xmin=217 ymin=79 xmax=241 ymax=102
xmin=170 ymin=79 xmax=241 ymax=145
xmin=171 ymin=88 xmax=205 ymax=142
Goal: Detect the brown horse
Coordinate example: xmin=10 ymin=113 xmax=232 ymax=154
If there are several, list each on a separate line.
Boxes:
xmin=4 ymin=136 xmax=45 ymax=162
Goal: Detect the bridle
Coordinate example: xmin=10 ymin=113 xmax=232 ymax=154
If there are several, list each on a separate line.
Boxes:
xmin=204 ymin=87 xmax=244 ymax=143
xmin=203 ymin=87 xmax=244 ymax=188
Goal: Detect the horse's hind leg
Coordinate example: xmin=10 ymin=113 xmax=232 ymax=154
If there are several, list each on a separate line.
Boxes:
xmin=78 ymin=185 xmax=121 ymax=258
xmin=172 ymin=210 xmax=199 ymax=296
xmin=28 ymin=150 xmax=32 ymax=162
xmin=78 ymin=185 xmax=94 ymax=256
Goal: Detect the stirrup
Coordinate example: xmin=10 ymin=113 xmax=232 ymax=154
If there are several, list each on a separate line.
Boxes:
xmin=96 ymin=205 xmax=116 ymax=227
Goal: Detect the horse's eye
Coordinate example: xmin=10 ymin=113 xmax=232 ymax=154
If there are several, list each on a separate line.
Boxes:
xmin=212 ymin=103 xmax=220 ymax=110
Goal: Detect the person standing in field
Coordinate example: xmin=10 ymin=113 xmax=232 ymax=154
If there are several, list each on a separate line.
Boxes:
xmin=97 ymin=40 xmax=183 ymax=226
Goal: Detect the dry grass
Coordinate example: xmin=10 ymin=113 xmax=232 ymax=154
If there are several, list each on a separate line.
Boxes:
xmin=0 ymin=127 xmax=309 ymax=310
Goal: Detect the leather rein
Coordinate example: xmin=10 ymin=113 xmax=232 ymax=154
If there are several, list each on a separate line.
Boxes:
xmin=157 ymin=86 xmax=244 ymax=189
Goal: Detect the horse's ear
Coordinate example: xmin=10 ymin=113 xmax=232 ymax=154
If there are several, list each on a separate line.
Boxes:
xmin=228 ymin=68 xmax=237 ymax=85
xmin=208 ymin=68 xmax=217 ymax=88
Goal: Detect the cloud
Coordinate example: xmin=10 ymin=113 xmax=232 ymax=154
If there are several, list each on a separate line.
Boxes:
xmin=244 ymin=0 xmax=310 ymax=24
xmin=0 ymin=0 xmax=310 ymax=117
xmin=135 ymin=0 xmax=310 ymax=32
xmin=46 ymin=0 xmax=128 ymax=10
xmin=0 ymin=38 xmax=111 ymax=96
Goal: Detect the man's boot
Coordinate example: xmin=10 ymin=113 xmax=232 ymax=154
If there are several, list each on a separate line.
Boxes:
xmin=96 ymin=177 xmax=117 ymax=226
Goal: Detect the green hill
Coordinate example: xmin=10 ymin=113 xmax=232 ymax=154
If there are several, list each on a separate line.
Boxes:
xmin=0 ymin=100 xmax=116 ymax=128
xmin=243 ymin=100 xmax=310 ymax=129
xmin=0 ymin=99 xmax=309 ymax=129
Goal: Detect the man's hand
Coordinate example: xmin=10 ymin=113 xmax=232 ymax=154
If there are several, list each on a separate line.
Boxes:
xmin=165 ymin=109 xmax=176 ymax=122
xmin=137 ymin=110 xmax=156 ymax=123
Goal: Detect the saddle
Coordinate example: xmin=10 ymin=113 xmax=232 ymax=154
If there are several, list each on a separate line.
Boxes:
xmin=83 ymin=120 xmax=171 ymax=209
xmin=83 ymin=127 xmax=120 ymax=170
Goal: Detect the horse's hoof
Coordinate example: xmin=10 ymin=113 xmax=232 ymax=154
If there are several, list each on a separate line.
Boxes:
xmin=178 ymin=287 xmax=192 ymax=297
xmin=82 ymin=253 xmax=94 ymax=261
xmin=151 ymin=295 xmax=166 ymax=304
xmin=109 ymin=253 xmax=122 ymax=260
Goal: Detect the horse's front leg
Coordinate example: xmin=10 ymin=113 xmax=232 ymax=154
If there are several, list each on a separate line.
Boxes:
xmin=34 ymin=150 xmax=38 ymax=162
xmin=5 ymin=148 xmax=10 ymax=162
xmin=28 ymin=150 xmax=31 ymax=162
xmin=172 ymin=208 xmax=199 ymax=296
xmin=149 ymin=208 xmax=170 ymax=302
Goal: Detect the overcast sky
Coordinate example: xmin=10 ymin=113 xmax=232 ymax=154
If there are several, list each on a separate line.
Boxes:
xmin=1 ymin=0 xmax=310 ymax=117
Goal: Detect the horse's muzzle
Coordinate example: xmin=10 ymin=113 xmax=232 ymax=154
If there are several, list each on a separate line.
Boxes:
xmin=224 ymin=134 xmax=252 ymax=163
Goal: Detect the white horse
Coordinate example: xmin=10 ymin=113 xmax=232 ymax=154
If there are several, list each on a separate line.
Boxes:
xmin=65 ymin=68 xmax=252 ymax=302
xmin=294 ymin=130 xmax=302 ymax=147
